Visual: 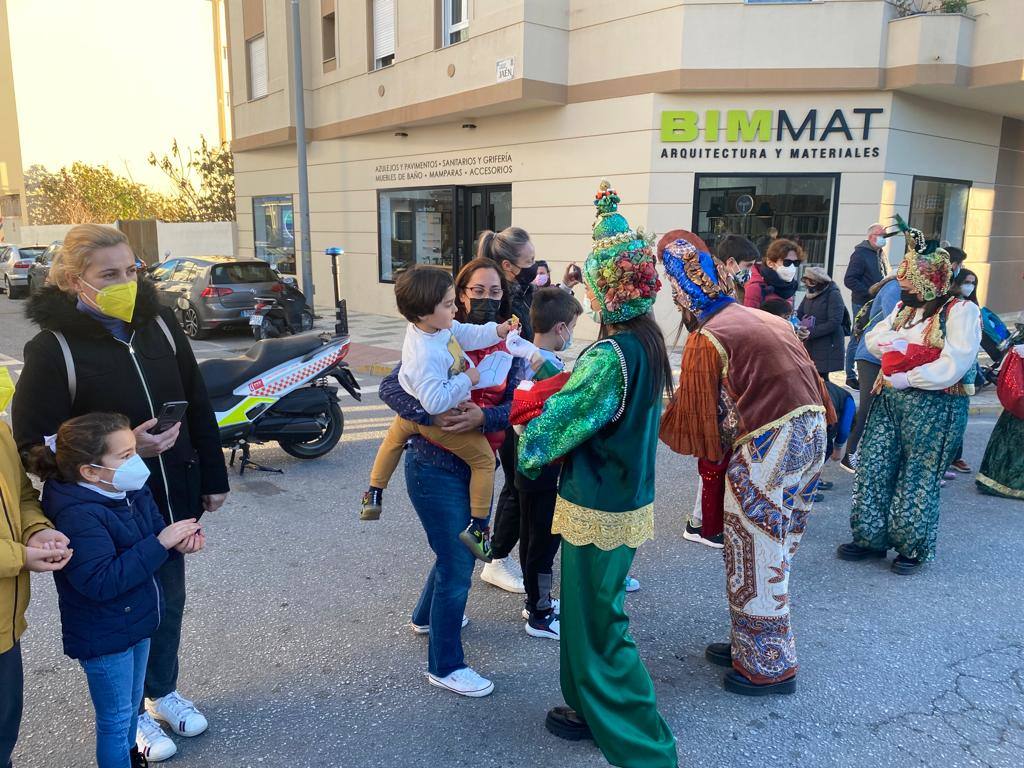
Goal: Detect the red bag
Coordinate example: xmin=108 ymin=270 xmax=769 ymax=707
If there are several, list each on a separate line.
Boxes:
xmin=997 ymin=350 xmax=1024 ymax=419
xmin=510 ymin=372 xmax=572 ymax=425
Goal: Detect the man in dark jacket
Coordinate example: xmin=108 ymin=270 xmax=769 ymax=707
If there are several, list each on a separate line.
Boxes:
xmin=13 ymin=242 xmax=228 ymax=762
xmin=842 ymin=224 xmax=889 ymax=387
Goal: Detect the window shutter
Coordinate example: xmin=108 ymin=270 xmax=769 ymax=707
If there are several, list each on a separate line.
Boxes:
xmin=373 ymin=0 xmax=395 ymax=63
xmin=248 ymin=35 xmax=267 ymax=98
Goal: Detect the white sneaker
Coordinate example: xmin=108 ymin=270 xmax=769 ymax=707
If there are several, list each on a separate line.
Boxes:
xmin=522 ymin=599 xmax=560 ymax=620
xmin=146 ymin=690 xmax=208 ymax=737
xmin=411 ymin=615 xmax=469 ymax=635
xmin=136 ymin=712 xmax=177 ymax=762
xmin=480 ymin=558 xmax=525 ymax=593
xmin=525 ymin=616 xmax=560 ymax=640
xmin=427 ymin=667 xmax=494 ymax=698
xmin=624 ymin=575 xmax=641 ymax=593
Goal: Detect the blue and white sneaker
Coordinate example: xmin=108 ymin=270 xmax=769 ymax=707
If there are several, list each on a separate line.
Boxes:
xmin=624 ymin=575 xmax=641 ymax=593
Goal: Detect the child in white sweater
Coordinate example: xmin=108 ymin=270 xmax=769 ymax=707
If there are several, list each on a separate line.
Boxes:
xmin=362 ymin=266 xmax=515 ymax=561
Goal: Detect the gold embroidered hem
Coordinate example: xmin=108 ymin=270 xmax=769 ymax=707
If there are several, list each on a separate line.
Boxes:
xmin=552 ymin=497 xmax=654 ymax=550
xmin=700 ymin=329 xmax=729 ymax=377
xmin=734 ymin=405 xmax=826 ymax=448
xmin=976 ymin=473 xmax=1024 ymax=499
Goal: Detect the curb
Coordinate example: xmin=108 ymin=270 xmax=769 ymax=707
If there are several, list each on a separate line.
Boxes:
xmin=353 ymin=362 xmax=398 ymax=376
xmin=968 ymin=404 xmax=1002 ymax=416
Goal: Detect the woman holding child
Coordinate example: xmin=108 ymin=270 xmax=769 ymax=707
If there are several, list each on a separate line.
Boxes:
xmin=377 ymin=257 xmax=522 ymax=698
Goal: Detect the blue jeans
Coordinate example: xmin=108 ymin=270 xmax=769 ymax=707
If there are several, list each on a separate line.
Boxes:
xmin=79 ymin=640 xmax=150 ymax=768
xmin=405 ymin=454 xmax=477 ymax=678
xmin=844 ymin=302 xmax=863 ymax=378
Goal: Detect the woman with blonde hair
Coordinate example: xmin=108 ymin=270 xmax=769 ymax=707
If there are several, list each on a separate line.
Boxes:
xmin=12 ymin=224 xmax=228 ymax=762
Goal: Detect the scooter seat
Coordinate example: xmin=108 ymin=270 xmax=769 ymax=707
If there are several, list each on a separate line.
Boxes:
xmin=199 ymin=333 xmax=327 ymax=397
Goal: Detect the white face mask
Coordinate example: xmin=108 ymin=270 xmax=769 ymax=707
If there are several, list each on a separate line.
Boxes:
xmin=960 ymin=283 xmax=975 ymax=298
xmin=775 ymin=263 xmax=798 ymax=282
xmin=90 ymin=454 xmax=151 ymax=492
xmin=557 ymin=326 xmax=573 ymax=351
xmin=588 ymin=308 xmax=602 ymax=325
xmin=532 ymin=273 xmax=550 ymax=287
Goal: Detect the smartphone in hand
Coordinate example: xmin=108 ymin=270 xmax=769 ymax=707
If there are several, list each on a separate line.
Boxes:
xmin=150 ymin=401 xmax=188 ymax=434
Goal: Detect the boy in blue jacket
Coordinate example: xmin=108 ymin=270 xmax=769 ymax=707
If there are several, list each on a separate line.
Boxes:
xmin=28 ymin=413 xmax=202 ymax=768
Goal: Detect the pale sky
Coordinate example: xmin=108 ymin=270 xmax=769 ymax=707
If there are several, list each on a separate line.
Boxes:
xmin=7 ymin=0 xmax=221 ymax=192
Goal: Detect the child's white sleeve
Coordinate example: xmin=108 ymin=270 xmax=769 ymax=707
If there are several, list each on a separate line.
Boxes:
xmin=451 ymin=319 xmax=501 ymax=351
xmin=399 ymin=335 xmax=473 ymax=415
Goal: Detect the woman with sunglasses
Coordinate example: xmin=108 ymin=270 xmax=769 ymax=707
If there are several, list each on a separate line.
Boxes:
xmin=743 ymin=238 xmax=803 ymax=310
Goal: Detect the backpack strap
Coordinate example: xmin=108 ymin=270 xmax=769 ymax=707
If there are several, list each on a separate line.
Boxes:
xmin=50 ymin=330 xmax=76 ymax=405
xmin=155 ymin=315 xmax=177 ymax=356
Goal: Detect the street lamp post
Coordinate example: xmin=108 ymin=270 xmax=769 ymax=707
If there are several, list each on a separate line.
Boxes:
xmin=290 ymin=0 xmax=314 ymax=307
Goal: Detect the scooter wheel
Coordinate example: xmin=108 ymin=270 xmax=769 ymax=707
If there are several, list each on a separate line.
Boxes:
xmin=278 ymin=400 xmax=344 ymax=459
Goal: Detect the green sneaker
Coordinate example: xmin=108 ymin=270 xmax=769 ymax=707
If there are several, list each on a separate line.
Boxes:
xmin=361 ymin=488 xmax=382 ymax=521
xmin=459 ymin=524 xmax=493 ymax=563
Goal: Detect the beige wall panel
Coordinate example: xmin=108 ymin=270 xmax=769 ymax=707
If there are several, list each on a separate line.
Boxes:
xmin=966 ymin=183 xmax=997 ymax=213
xmin=886 ymin=14 xmax=974 ymax=72
xmin=681 ymin=2 xmax=888 ymax=71
xmin=237 ymin=166 xmax=298 ymax=194
xmin=992 ymin=184 xmax=1024 ymax=213
xmin=394 ymin=0 xmax=437 ymax=62
xmin=969 ymin=254 xmax=1024 ymax=314
xmin=513 ymin=205 xmax=601 ymax=236
xmin=568 ymin=6 xmax=683 ymax=84
xmin=233 ymin=145 xmax=298 ymax=172
xmin=307 ymin=190 xmax=378 ymax=214
xmin=994 ymin=147 xmax=1024 ymax=187
xmin=567 ymin=0 xmax=680 ymax=30
xmin=647 ymin=172 xmax=695 ymax=206
xmin=525 ymin=0 xmax=569 ymax=29
xmin=883 ymin=131 xmax=998 ymax=183
xmin=889 ymin=93 xmax=1003 ymax=147
xmin=522 ymin=23 xmax=568 ymax=84
xmin=967 ymin=0 xmax=1024 ymax=68
xmin=967 ymin=209 xmax=1024 ymax=239
xmin=513 ymin=175 xmax=646 ymax=208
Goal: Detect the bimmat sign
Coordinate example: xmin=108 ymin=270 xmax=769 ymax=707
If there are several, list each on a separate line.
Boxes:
xmin=658 ymin=107 xmax=884 ymax=161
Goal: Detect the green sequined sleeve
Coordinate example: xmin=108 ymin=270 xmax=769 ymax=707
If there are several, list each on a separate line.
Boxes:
xmin=517 ymin=341 xmax=625 ymax=479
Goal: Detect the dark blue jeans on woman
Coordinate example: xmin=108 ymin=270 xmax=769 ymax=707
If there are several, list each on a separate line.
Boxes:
xmin=405 ymin=453 xmax=477 ymax=679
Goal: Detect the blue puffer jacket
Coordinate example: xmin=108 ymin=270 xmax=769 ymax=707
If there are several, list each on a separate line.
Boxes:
xmin=41 ymin=481 xmax=169 ymax=660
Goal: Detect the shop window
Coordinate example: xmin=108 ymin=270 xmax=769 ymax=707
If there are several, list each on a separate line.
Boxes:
xmin=246 ymin=34 xmax=268 ymax=100
xmin=909 ymin=177 xmax=970 ymax=250
xmin=378 ymin=188 xmax=456 ymax=282
xmin=253 ymin=195 xmax=296 ymax=274
xmin=693 ymin=174 xmax=838 ymax=271
xmin=322 ymin=12 xmax=336 ymax=63
xmin=372 ymin=0 xmax=395 ymax=70
xmin=442 ymin=0 xmax=469 ymax=47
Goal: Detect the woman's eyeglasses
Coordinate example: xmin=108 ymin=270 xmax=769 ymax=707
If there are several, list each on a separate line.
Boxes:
xmin=466 ymin=285 xmax=504 ymax=299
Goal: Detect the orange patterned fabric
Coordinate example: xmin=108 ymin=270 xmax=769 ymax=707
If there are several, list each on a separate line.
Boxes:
xmin=660 ymin=331 xmax=725 ymax=461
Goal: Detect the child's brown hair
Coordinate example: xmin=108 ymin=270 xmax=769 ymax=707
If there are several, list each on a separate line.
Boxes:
xmin=27 ymin=412 xmax=131 ymax=483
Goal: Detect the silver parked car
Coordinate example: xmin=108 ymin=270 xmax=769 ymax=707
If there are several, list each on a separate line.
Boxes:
xmin=149 ymin=256 xmax=284 ymax=339
xmin=1 ymin=244 xmax=47 ymax=299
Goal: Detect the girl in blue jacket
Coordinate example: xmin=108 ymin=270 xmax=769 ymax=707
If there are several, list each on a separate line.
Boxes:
xmin=28 ymin=413 xmax=202 ymax=768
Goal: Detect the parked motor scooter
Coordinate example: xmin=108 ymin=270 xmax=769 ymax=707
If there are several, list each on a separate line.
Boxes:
xmin=198 ymin=331 xmax=361 ymax=474
xmin=251 ymin=276 xmax=314 ymax=340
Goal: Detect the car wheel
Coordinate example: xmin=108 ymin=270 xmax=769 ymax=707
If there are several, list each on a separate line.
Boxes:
xmin=180 ymin=304 xmax=209 ymax=340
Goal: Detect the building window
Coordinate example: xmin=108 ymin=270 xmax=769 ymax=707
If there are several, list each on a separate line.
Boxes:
xmin=909 ymin=177 xmax=971 ymax=250
xmin=322 ymin=12 xmax=336 ymax=63
xmin=442 ymin=0 xmax=469 ymax=47
xmin=372 ymin=0 xmax=395 ymax=70
xmin=378 ymin=188 xmax=455 ymax=282
xmin=693 ymin=174 xmax=839 ymax=271
xmin=246 ymin=34 xmax=268 ymax=100
xmin=253 ymin=195 xmax=296 ymax=274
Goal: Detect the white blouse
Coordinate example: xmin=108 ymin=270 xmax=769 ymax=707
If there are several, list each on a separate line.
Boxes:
xmin=866 ymin=299 xmax=982 ymax=391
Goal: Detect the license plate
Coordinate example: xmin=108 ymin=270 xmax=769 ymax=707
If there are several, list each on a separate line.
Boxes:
xmin=249 ymin=314 xmax=264 ymax=326
xmin=241 ymin=309 xmax=255 ymax=318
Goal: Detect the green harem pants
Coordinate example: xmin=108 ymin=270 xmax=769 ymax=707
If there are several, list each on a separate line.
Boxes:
xmin=850 ymin=387 xmax=969 ymax=562
xmin=559 ymin=542 xmax=678 ymax=768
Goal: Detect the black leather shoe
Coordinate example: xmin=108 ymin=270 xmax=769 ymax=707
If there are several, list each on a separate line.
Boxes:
xmin=846 ymin=377 xmax=860 ymax=390
xmin=891 ymin=554 xmax=922 ymax=575
xmin=817 ymin=480 xmax=834 ymax=490
xmin=723 ymin=670 xmax=796 ymax=696
xmin=545 ymin=706 xmax=593 ymax=741
xmin=836 ymin=542 xmax=887 ymax=561
xmin=705 ymin=642 xmax=732 ymax=667
xmin=130 ymin=746 xmax=149 ymax=768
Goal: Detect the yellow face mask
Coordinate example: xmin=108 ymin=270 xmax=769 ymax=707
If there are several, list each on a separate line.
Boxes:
xmin=82 ymin=279 xmax=138 ymax=323
xmin=0 ymin=367 xmax=14 ymax=414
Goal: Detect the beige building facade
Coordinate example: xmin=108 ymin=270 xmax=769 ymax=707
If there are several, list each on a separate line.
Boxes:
xmin=227 ymin=0 xmax=1024 ymax=333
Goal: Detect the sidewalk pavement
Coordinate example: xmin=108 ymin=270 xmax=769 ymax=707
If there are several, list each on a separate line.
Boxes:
xmin=340 ymin=310 xmax=1005 ymax=415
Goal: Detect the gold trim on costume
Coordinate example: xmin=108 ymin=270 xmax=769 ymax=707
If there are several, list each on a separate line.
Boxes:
xmin=700 ymin=329 xmax=729 ymax=377
xmin=975 ymin=473 xmax=1024 ymax=499
xmin=734 ymin=405 xmax=826 ymax=447
xmin=552 ymin=497 xmax=655 ymax=550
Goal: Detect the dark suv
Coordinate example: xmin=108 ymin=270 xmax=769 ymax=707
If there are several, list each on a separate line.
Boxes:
xmin=26 ymin=241 xmax=62 ymax=294
xmin=149 ymin=256 xmax=282 ymax=339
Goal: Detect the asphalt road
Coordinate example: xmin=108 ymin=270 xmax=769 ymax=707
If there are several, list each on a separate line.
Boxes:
xmin=1 ymin=294 xmax=1022 ymax=768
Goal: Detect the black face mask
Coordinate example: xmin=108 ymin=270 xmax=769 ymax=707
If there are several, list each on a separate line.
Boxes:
xmin=514 ymin=262 xmax=539 ymax=286
xmin=900 ymin=289 xmax=926 ymax=308
xmin=466 ymin=298 xmax=500 ymax=324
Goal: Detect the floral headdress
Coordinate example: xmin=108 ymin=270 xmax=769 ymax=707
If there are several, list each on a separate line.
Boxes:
xmin=890 ymin=214 xmax=951 ymax=302
xmin=657 ymin=229 xmax=734 ymax=324
xmin=583 ymin=180 xmax=660 ymax=324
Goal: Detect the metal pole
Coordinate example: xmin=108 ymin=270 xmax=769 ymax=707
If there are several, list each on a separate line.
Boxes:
xmin=210 ymin=0 xmax=227 ymax=145
xmin=290 ymin=0 xmax=314 ymax=306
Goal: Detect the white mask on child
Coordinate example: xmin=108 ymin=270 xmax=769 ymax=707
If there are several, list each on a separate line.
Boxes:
xmin=557 ymin=326 xmax=573 ymax=352
xmin=90 ymin=454 xmax=151 ymax=492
